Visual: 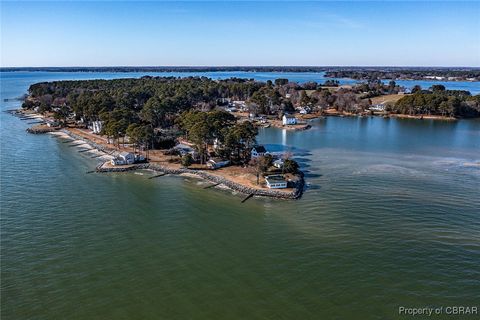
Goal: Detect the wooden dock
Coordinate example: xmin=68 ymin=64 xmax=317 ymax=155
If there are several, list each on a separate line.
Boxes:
xmin=241 ymin=193 xmax=255 ymax=203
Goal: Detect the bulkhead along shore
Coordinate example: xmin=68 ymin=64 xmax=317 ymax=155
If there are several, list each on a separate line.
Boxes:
xmin=11 ymin=75 xmax=480 ymax=199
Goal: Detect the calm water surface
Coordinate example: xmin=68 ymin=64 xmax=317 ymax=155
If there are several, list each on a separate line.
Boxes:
xmin=1 ymin=72 xmax=479 ymax=319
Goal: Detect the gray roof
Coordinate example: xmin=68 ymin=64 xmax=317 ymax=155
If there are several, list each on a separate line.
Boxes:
xmin=265 ymin=175 xmax=286 ymax=183
xmin=119 ymin=151 xmax=133 ymax=157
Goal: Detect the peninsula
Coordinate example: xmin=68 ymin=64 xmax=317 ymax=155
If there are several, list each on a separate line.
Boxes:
xmin=17 ymin=76 xmax=480 ymax=198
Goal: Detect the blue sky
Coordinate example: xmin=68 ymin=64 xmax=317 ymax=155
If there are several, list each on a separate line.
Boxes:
xmin=1 ymin=1 xmax=479 ymax=67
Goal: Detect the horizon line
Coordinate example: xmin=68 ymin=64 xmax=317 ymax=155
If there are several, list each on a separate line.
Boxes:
xmin=2 ymin=65 xmax=480 ymax=70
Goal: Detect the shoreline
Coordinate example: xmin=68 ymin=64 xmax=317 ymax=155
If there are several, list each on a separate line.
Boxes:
xmin=9 ymin=107 xmax=472 ymax=200
xmin=56 ymin=128 xmax=305 ymax=200
xmin=324 ymin=75 xmax=480 ymax=83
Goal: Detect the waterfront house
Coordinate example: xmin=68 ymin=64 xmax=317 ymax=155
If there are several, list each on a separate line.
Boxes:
xmin=265 ymin=175 xmax=288 ymax=189
xmin=251 ymin=145 xmax=267 ymax=158
xmin=206 ymin=158 xmax=230 ymax=169
xmin=111 ymin=151 xmax=135 ymax=166
xmin=282 ymin=114 xmax=297 ymax=125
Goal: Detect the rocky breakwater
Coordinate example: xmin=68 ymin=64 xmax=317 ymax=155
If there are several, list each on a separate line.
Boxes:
xmin=26 ymin=124 xmax=57 ymax=134
xmin=96 ymin=162 xmax=304 ymax=200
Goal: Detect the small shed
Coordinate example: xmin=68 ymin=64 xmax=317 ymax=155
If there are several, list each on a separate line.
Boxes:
xmin=273 ymin=159 xmax=284 ymax=169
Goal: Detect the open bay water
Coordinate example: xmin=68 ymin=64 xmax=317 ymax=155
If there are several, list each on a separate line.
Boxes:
xmin=1 ymin=72 xmax=480 ymax=319
xmin=1 ymin=70 xmax=480 ymax=94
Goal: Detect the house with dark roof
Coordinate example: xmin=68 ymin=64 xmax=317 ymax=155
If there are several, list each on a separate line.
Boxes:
xmin=251 ymin=145 xmax=267 ymax=158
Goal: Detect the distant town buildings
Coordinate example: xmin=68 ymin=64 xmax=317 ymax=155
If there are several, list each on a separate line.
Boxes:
xmin=369 ymin=104 xmax=386 ymax=112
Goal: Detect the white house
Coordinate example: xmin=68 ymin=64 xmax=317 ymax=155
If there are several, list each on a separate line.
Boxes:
xmin=299 ymin=107 xmax=310 ymax=115
xmin=251 ymin=145 xmax=267 ymax=158
xmin=206 ymin=158 xmax=230 ymax=169
xmin=111 ymin=151 xmax=135 ymax=166
xmin=265 ymin=175 xmax=288 ymax=189
xmin=369 ymin=104 xmax=386 ymax=112
xmin=273 ymin=159 xmax=284 ymax=169
xmin=232 ymin=100 xmax=246 ymax=107
xmin=282 ymin=114 xmax=297 ymax=125
xmin=90 ymin=121 xmax=103 ymax=134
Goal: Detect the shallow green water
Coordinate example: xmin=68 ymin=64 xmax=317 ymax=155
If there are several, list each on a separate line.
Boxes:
xmin=1 ymin=72 xmax=479 ymax=319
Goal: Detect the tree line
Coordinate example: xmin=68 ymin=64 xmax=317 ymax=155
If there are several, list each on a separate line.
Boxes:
xmin=390 ymin=85 xmax=480 ymax=117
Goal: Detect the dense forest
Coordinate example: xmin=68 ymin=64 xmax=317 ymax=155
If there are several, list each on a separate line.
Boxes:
xmin=22 ymin=77 xmax=480 ymax=157
xmin=21 ymin=76 xmax=408 ymax=121
xmin=390 ymin=85 xmax=480 ymax=117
